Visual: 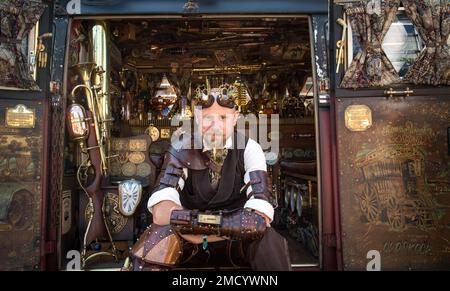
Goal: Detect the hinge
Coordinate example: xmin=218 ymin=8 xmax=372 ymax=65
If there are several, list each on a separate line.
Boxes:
xmin=384 ymin=87 xmax=414 ymax=98
xmin=50 ymin=81 xmax=61 ymax=94
xmin=318 ymin=94 xmax=330 ymax=106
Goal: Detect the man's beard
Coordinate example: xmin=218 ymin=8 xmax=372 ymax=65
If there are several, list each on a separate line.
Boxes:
xmin=203 ymin=130 xmax=226 ymax=150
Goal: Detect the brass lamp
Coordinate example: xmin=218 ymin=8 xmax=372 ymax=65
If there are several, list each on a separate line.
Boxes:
xmin=66 ymin=103 xmax=89 ymax=146
xmin=232 ymin=76 xmax=251 ymax=113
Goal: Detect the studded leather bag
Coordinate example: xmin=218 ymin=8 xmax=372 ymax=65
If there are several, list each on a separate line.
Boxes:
xmin=170 ymin=208 xmax=267 ymax=241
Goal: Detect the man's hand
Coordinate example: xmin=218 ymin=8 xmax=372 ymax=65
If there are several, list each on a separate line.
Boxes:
xmin=152 ymin=200 xmax=183 ymax=225
xmin=249 ymin=209 xmax=271 ymax=227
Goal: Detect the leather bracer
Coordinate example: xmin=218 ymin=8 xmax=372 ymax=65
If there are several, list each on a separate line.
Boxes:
xmin=170 ymin=208 xmax=267 ymax=241
xmin=154 ymin=151 xmax=186 ymax=192
xmin=242 ymin=170 xmax=272 ymax=202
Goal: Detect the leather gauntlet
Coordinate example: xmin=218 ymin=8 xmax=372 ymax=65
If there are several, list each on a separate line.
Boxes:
xmin=170 ymin=208 xmax=267 ymax=241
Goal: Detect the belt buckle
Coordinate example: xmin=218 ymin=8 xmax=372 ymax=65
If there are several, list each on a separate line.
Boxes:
xmin=198 ymin=214 xmax=222 ymax=225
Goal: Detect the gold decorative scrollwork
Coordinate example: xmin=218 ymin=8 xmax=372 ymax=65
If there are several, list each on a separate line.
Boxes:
xmin=85 ymin=192 xmax=128 ymax=234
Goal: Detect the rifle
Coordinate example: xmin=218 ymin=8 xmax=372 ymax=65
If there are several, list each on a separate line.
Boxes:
xmin=83 ymin=109 xmax=111 ymax=245
xmin=67 ymin=62 xmax=116 ymax=266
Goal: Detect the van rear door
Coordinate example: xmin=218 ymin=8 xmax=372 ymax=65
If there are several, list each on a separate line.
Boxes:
xmin=0 ymin=0 xmax=54 ymax=270
xmin=331 ymin=0 xmax=450 ymax=270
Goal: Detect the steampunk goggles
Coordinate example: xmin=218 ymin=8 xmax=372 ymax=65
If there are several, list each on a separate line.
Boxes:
xmin=193 ymin=83 xmax=237 ymax=109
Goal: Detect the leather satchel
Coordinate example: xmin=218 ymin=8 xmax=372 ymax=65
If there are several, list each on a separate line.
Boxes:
xmin=170 ymin=208 xmax=267 ymax=241
xmin=131 ymin=224 xmax=183 ymax=268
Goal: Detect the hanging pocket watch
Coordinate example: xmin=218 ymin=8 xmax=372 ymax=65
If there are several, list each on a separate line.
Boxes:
xmin=145 ymin=125 xmax=160 ymax=142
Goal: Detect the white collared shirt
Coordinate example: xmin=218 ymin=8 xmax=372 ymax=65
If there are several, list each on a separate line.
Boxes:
xmin=147 ymin=137 xmax=274 ymax=221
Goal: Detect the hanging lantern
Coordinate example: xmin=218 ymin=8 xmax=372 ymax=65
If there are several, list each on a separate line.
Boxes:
xmin=150 ymin=75 xmax=178 ymax=119
xmin=66 ymin=103 xmax=89 ymax=142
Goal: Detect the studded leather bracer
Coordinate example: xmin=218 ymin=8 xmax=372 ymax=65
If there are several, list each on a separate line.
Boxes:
xmin=170 ymin=208 xmax=267 ymax=241
xmin=241 ymin=170 xmax=272 ymax=202
xmin=154 ymin=151 xmax=185 ymax=192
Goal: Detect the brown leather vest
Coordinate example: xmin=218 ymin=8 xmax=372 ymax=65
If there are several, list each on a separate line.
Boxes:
xmin=179 ymin=133 xmax=249 ymax=211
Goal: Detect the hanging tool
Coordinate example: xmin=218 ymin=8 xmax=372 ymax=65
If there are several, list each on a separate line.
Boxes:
xmin=336 ymin=15 xmax=347 ymax=74
xmin=37 ymin=33 xmax=52 ymax=68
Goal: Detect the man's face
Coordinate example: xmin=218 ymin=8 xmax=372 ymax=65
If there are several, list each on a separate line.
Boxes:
xmin=198 ymin=101 xmax=239 ymax=148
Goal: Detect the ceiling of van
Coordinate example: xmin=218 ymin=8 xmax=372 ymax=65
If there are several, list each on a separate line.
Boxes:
xmin=109 ymin=18 xmax=311 ymax=73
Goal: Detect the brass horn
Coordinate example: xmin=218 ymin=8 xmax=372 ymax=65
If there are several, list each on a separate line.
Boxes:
xmin=70 ymin=62 xmax=108 ymax=176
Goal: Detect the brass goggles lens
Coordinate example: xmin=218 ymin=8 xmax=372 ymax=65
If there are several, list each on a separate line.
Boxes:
xmin=193 ymin=84 xmax=237 ymax=109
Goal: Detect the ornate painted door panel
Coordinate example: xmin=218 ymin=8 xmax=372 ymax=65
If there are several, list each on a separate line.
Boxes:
xmin=0 ymin=0 xmax=52 ymax=270
xmin=0 ymin=99 xmax=46 ymax=270
xmin=336 ymin=95 xmax=450 ymax=270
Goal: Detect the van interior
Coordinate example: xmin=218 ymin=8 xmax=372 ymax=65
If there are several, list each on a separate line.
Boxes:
xmin=62 ymin=16 xmax=320 ymax=270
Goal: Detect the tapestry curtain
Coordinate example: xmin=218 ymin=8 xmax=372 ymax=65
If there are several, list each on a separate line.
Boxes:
xmin=0 ymin=0 xmax=45 ymax=90
xmin=402 ymin=0 xmax=450 ymax=85
xmin=341 ymin=0 xmax=400 ymax=88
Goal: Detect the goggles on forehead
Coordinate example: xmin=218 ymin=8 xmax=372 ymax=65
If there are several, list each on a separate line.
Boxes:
xmin=193 ymin=83 xmax=237 ymax=109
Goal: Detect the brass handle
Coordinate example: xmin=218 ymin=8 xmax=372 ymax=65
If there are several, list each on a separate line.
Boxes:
xmin=384 ymin=87 xmax=414 ymax=98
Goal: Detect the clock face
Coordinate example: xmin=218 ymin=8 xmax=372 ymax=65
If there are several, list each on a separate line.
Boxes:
xmin=145 ymin=126 xmax=160 ymax=142
xmin=118 ymin=179 xmax=142 ymax=217
xmin=149 ymin=126 xmax=160 ymax=142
